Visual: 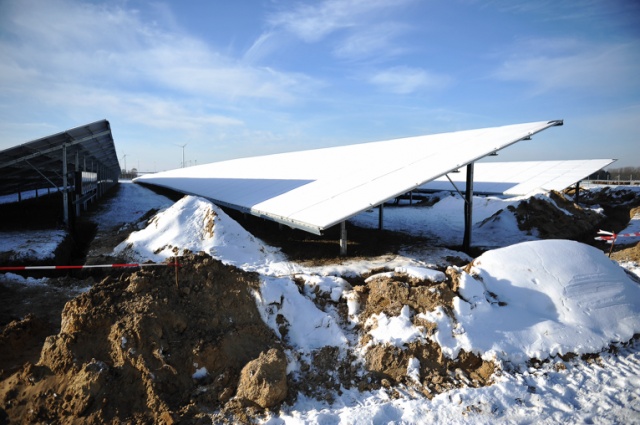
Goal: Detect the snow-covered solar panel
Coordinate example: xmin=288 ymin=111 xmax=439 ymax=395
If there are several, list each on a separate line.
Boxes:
xmin=420 ymin=159 xmax=615 ymax=196
xmin=135 ymin=120 xmax=563 ymax=234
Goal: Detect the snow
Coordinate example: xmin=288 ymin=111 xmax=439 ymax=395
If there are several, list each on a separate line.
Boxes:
xmin=90 ymin=181 xmax=173 ymax=231
xmin=350 ymin=192 xmax=541 ymax=248
xmin=108 ymin=185 xmax=640 ymax=424
xmin=0 ymin=229 xmax=67 ymax=261
xmin=395 ymin=265 xmax=445 ymax=282
xmin=617 ymin=209 xmax=640 ymax=246
xmin=366 ymin=305 xmax=425 ymax=348
xmin=449 ymin=240 xmax=640 ymax=362
xmin=0 ymin=272 xmax=48 ymax=286
xmin=192 ymin=366 xmax=208 ymax=379
xmin=5 ymin=180 xmax=639 ymax=423
xmin=264 ymin=342 xmax=640 ymax=424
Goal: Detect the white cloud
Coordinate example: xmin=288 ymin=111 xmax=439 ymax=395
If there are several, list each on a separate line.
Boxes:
xmin=334 ymin=22 xmax=410 ymax=60
xmin=493 ymin=38 xmax=640 ymax=95
xmin=267 ymin=0 xmax=414 ymax=43
xmin=0 ymin=0 xmax=332 ymax=155
xmin=369 ymin=66 xmax=452 ymax=94
xmin=0 ymin=0 xmax=315 ymax=112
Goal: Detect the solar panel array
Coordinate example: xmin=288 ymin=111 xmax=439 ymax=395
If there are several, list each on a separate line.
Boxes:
xmin=0 ymin=120 xmax=120 ymax=197
xmin=420 ymin=159 xmax=616 ymax=196
xmin=136 ymin=120 xmax=563 ymax=234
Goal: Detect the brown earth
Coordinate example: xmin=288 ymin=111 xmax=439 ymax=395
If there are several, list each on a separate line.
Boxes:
xmin=0 ymin=253 xmax=281 ymax=424
xmin=1 ymin=187 xmax=637 ymax=423
xmin=511 ymin=191 xmax=603 ymax=242
xmin=0 ymin=251 xmax=498 ymax=424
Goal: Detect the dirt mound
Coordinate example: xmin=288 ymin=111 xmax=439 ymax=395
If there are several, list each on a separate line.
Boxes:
xmin=0 ymin=314 xmax=51 ymax=378
xmin=576 ymin=186 xmax=640 ymax=207
xmin=612 ymin=242 xmax=640 ymax=265
xmin=0 ymin=253 xmax=282 ymax=424
xmin=354 ymin=271 xmax=494 ymax=398
xmin=235 ymin=348 xmax=288 ymax=408
xmin=0 ymin=255 xmax=503 ymax=423
xmin=512 ymin=191 xmax=602 ymax=241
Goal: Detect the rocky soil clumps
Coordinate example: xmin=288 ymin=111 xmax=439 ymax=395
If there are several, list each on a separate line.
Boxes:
xmin=0 ymin=253 xmax=283 ymax=424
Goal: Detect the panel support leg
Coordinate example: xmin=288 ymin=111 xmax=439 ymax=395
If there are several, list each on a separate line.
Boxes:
xmin=62 ymin=144 xmax=69 ymax=227
xmin=339 ymin=221 xmax=347 ymax=256
xmin=575 ymin=180 xmax=581 ymax=204
xmin=462 ymin=162 xmax=474 ymax=253
xmin=75 ymin=151 xmax=81 ymax=218
xmin=378 ymin=203 xmax=384 ymax=231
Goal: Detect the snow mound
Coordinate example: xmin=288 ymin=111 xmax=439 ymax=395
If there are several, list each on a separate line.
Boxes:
xmin=254 ymin=276 xmax=349 ymax=352
xmin=114 ymin=196 xmax=287 ymax=273
xmin=449 ymin=239 xmax=640 ymax=363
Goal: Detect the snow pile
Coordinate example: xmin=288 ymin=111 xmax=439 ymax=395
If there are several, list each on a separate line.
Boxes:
xmin=254 ymin=276 xmax=349 ymax=353
xmin=0 ymin=230 xmax=67 ymax=261
xmin=448 ymin=239 xmax=640 ymax=362
xmin=114 ymin=195 xmax=287 ymax=274
xmin=366 ymin=305 xmax=425 ymax=348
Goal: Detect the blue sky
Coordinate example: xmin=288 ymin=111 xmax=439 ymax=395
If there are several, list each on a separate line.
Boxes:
xmin=0 ymin=0 xmax=638 ymax=171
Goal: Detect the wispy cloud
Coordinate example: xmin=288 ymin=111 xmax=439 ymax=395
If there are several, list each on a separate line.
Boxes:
xmin=333 ymin=22 xmax=411 ymax=60
xmin=369 ymin=66 xmax=452 ymax=94
xmin=493 ymin=38 xmax=640 ymax=95
xmin=267 ymin=0 xmax=405 ymax=42
xmin=266 ymin=0 xmax=415 ymax=58
xmin=0 ymin=0 xmax=315 ymax=134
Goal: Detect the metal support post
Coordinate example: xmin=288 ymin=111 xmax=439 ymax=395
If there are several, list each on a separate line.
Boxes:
xmin=462 ymin=162 xmax=474 ymax=253
xmin=62 ymin=144 xmax=69 ymax=227
xmin=75 ymin=151 xmax=81 ymax=217
xmin=378 ymin=203 xmax=384 ymax=231
xmin=575 ymin=180 xmax=581 ymax=204
xmin=339 ymin=221 xmax=348 ymax=256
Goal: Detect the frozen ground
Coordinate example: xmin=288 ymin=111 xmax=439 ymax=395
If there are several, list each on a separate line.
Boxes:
xmin=112 ymin=188 xmax=640 ymax=424
xmin=2 ymin=183 xmax=639 ymax=424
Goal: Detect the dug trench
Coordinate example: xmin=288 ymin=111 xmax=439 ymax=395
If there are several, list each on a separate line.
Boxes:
xmin=1 ymin=251 xmax=497 ymax=424
xmin=0 ymin=201 xmax=103 ymax=385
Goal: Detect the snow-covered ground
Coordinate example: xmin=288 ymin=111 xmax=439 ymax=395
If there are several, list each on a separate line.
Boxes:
xmin=351 ymin=192 xmax=538 ymax=248
xmin=0 ymin=181 xmax=173 ymax=261
xmin=113 ymin=189 xmax=640 ymax=424
xmin=3 ymin=183 xmax=640 ymax=423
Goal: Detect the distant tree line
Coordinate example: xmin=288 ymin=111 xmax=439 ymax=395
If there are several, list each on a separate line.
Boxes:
xmin=121 ymin=168 xmax=138 ymax=180
xmin=589 ymin=167 xmax=640 ymax=181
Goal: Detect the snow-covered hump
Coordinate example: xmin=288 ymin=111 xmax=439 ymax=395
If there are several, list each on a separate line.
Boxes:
xmin=450 ymin=239 xmax=640 ymax=362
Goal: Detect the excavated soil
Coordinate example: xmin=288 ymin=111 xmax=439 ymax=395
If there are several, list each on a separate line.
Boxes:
xmin=0 ymin=252 xmax=497 ymax=424
xmin=0 ymin=253 xmax=282 ymax=424
xmin=1 ymin=187 xmax=637 ymax=423
xmin=355 ymin=270 xmax=494 ymax=397
xmin=511 ymin=191 xmax=603 ymax=242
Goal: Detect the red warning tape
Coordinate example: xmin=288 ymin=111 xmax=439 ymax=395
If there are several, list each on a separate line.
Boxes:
xmin=595 ymin=230 xmax=640 ymax=243
xmin=0 ymin=262 xmax=180 ymax=271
